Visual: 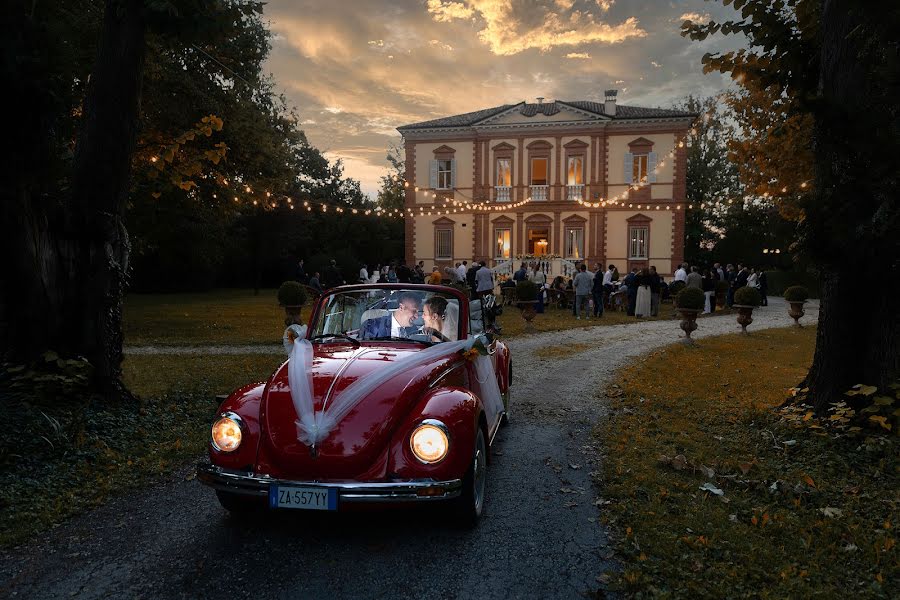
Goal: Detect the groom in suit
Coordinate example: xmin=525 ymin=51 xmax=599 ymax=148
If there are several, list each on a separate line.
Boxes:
xmin=361 ymin=292 xmax=421 ymax=340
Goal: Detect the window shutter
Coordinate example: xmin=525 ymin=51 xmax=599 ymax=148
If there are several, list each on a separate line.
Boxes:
xmin=450 ymin=158 xmax=457 ymax=189
xmin=623 ymin=152 xmax=633 ymax=184
xmin=648 ymin=152 xmax=658 ymax=183
xmin=429 ymin=160 xmax=438 ymax=189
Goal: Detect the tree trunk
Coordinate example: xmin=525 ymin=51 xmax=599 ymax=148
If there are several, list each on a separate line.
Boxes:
xmin=804 ymin=0 xmax=900 ymax=413
xmin=2 ymin=0 xmax=146 ymax=397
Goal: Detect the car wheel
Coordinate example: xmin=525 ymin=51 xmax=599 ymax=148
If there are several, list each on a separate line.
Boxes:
xmin=453 ymin=427 xmax=487 ymax=526
xmin=215 ymin=490 xmax=262 ymax=514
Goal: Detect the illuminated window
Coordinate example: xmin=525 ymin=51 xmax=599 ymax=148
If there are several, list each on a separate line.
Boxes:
xmin=629 ymin=226 xmax=648 ymax=259
xmin=496 ymin=159 xmax=511 ymax=187
xmin=565 ymin=228 xmax=584 ymax=259
xmin=632 ymin=155 xmax=649 ymax=183
xmin=495 ymin=229 xmax=511 ymax=259
xmin=437 ymin=160 xmax=452 ymax=189
xmin=567 ymin=156 xmax=584 ymax=185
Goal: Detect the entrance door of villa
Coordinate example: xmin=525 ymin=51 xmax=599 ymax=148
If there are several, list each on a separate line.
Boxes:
xmin=527 ymin=227 xmax=550 ymax=256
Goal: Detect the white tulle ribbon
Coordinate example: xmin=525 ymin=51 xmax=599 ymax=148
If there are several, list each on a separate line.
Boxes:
xmin=283 ymin=329 xmax=503 ymax=447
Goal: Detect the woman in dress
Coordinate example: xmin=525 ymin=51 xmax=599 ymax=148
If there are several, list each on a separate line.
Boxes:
xmin=746 ymin=267 xmax=759 ymax=290
xmin=422 ymin=296 xmax=451 ymax=342
xmin=635 ymin=267 xmax=652 ymax=318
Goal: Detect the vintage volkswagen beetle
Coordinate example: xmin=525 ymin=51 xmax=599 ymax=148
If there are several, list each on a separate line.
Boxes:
xmin=197 ymin=284 xmax=510 ymax=524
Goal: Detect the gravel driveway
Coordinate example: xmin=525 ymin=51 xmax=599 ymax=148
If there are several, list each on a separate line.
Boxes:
xmin=0 ymin=298 xmax=816 ymax=599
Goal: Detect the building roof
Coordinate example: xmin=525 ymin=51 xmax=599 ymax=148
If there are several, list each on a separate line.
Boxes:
xmin=397 ymin=100 xmax=696 ymax=131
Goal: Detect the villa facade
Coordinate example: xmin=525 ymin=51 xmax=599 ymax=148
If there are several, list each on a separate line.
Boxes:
xmin=397 ymin=91 xmax=696 ymax=276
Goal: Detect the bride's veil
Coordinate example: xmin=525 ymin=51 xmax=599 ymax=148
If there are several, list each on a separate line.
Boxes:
xmin=441 ymin=299 xmax=459 ymax=341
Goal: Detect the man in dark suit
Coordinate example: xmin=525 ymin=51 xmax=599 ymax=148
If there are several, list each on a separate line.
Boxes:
xmin=361 ymin=292 xmax=421 ymax=340
xmin=624 ymin=268 xmax=639 ymax=316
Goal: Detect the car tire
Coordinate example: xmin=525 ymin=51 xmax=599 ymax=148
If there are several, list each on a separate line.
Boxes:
xmin=215 ymin=490 xmax=263 ymax=514
xmin=453 ymin=427 xmax=487 ymax=527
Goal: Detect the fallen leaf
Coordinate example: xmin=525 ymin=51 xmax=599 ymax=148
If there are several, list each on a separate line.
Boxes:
xmin=671 ymin=454 xmax=688 ymax=470
xmin=804 ymin=475 xmax=816 ymax=488
xmin=738 ymin=462 xmax=754 ymax=475
xmin=699 ymin=482 xmax=725 ymax=496
xmin=699 ymin=465 xmax=715 ymax=479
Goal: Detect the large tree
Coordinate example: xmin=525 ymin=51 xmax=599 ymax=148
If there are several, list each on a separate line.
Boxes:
xmin=683 ymin=0 xmax=900 ymax=411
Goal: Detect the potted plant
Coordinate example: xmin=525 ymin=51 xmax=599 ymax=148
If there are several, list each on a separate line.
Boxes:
xmin=732 ymin=286 xmax=762 ymax=334
xmin=715 ymin=280 xmax=730 ymax=309
xmin=515 ymin=279 xmax=540 ymax=332
xmin=278 ymin=280 xmax=308 ymax=327
xmin=675 ymin=287 xmax=705 ymax=343
xmin=783 ymin=285 xmax=809 ymax=327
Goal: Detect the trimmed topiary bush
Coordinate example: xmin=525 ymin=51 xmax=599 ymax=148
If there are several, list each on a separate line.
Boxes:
xmin=670 ymin=280 xmax=687 ymax=297
xmin=784 ymin=285 xmax=810 ymax=302
xmin=515 ymin=279 xmax=539 ymax=302
xmin=277 ymin=280 xmax=308 ymax=307
xmin=734 ymin=285 xmax=762 ymax=307
xmin=675 ymin=287 xmax=705 ymax=310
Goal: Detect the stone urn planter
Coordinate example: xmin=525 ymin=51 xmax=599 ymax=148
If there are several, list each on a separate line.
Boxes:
xmin=277 ymin=280 xmax=308 ymax=327
xmin=733 ymin=305 xmax=755 ymax=334
xmin=519 ymin=300 xmax=539 ymax=332
xmin=674 ymin=287 xmax=705 ymax=344
xmin=677 ymin=308 xmax=701 ymax=343
xmin=732 ymin=285 xmax=762 ymax=334
xmin=783 ymin=285 xmax=810 ymax=327
xmin=515 ymin=280 xmax=540 ymax=333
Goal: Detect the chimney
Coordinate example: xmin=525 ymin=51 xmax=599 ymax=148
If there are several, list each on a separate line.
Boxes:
xmin=536 ymin=97 xmax=544 ymax=104
xmin=604 ymin=89 xmax=617 ymax=116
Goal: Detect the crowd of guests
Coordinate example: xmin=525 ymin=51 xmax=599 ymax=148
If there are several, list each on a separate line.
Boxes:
xmin=293 ymin=256 xmax=769 ymax=320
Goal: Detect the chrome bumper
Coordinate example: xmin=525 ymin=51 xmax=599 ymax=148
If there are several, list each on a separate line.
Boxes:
xmin=197 ymin=462 xmax=462 ymax=503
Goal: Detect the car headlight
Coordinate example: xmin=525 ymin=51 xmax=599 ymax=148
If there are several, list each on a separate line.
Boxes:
xmin=211 ymin=413 xmax=243 ymax=452
xmin=410 ymin=419 xmax=450 ymax=464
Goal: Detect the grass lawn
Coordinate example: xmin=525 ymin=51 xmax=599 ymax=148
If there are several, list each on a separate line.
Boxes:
xmin=595 ymin=327 xmax=898 ymax=597
xmin=124 ymin=288 xmax=300 ymax=346
xmin=0 ymin=352 xmax=284 ymax=547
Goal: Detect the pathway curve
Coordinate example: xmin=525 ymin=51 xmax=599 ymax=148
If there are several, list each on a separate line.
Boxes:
xmin=1 ymin=298 xmax=816 ymax=599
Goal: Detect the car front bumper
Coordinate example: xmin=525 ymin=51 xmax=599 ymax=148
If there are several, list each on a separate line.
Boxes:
xmin=197 ymin=462 xmax=463 ymax=503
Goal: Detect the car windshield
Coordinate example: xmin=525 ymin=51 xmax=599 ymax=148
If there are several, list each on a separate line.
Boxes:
xmin=310 ymin=288 xmax=462 ymax=344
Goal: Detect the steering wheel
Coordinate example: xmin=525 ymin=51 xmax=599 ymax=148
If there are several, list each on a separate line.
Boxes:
xmin=422 ymin=327 xmax=450 ymax=343
xmin=309 ymin=333 xmax=360 ymax=348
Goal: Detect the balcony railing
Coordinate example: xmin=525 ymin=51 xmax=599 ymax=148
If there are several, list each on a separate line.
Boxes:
xmin=495 ymin=186 xmax=511 ymax=202
xmin=530 ymin=185 xmax=548 ymax=201
xmin=566 ymin=184 xmax=584 ymax=201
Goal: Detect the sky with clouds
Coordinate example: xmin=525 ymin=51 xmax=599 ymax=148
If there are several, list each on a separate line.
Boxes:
xmin=263 ymin=0 xmax=745 ymax=198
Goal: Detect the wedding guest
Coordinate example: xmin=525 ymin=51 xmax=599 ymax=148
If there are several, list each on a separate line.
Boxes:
xmin=513 ymin=263 xmax=528 ymax=282
xmin=444 ymin=266 xmax=459 ymax=283
xmin=714 ymin=262 xmax=725 ymax=281
xmin=674 ymin=263 xmax=688 ymax=283
xmin=428 ymin=267 xmax=442 ymax=285
xmin=413 ymin=261 xmax=426 ymax=284
xmin=702 ymin=268 xmax=716 ymax=314
xmin=602 ymin=264 xmax=616 ymax=307
xmin=323 ymin=259 xmax=343 ymax=289
xmin=649 ymin=266 xmax=662 ymax=316
xmin=624 ymin=267 xmax=639 ymax=316
xmin=573 ymin=264 xmax=593 ymax=320
xmin=466 ymin=261 xmax=480 ymax=297
xmin=387 ymin=263 xmax=398 ymax=283
xmin=746 ymin=266 xmax=759 ymax=290
xmin=758 ymin=269 xmax=768 ymax=306
xmin=531 ymin=265 xmax=547 ymax=313
xmin=725 ymin=263 xmax=737 ymax=306
xmin=475 ymin=260 xmax=494 ymax=299
xmin=457 ymin=260 xmax=468 ymax=282
xmin=686 ymin=266 xmax=703 ymax=290
xmin=295 ymin=259 xmax=307 ymax=284
xmin=308 ymin=271 xmax=323 ymax=294
xmin=635 ymin=268 xmax=652 ymax=318
xmin=592 ymin=262 xmax=605 ymax=318
xmin=396 ymin=260 xmax=413 ymax=283
xmin=359 ymin=263 xmax=369 ymax=283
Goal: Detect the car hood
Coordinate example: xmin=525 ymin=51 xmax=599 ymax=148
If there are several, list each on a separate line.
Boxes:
xmin=260 ymin=342 xmax=461 ymax=479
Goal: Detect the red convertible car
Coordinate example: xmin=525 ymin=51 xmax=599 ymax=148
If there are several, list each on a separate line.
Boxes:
xmin=197 ymin=284 xmax=511 ymax=524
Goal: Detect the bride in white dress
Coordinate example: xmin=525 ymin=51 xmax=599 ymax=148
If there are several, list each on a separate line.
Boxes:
xmin=635 ymin=267 xmax=652 ymax=318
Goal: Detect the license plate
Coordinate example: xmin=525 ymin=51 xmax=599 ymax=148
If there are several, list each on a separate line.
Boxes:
xmin=269 ymin=485 xmax=337 ymax=511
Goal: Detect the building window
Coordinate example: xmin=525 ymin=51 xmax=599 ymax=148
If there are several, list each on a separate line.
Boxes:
xmin=567 ymin=156 xmax=583 ymax=185
xmin=437 ymin=159 xmax=453 ymax=189
xmin=531 ymin=158 xmax=548 ymax=185
xmin=632 ymin=154 xmax=649 ymax=184
xmin=629 ymin=226 xmax=648 ymax=259
xmin=436 ymin=229 xmax=452 ymax=259
xmin=495 ymin=228 xmax=511 ymax=259
xmin=496 ymin=158 xmax=511 ymax=187
xmin=565 ymin=227 xmax=584 ymax=259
